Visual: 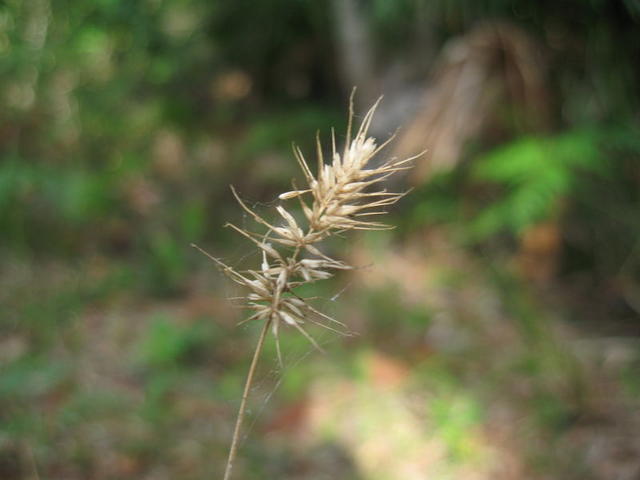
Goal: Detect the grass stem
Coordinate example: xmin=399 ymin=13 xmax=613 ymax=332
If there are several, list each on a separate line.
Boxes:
xmin=223 ymin=318 xmax=272 ymax=480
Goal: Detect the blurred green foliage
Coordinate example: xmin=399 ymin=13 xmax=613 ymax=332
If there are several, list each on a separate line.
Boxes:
xmin=0 ymin=0 xmax=340 ymax=278
xmin=471 ymin=130 xmax=604 ymax=238
xmin=138 ymin=315 xmax=207 ymax=367
xmin=409 ymin=121 xmax=640 ymax=298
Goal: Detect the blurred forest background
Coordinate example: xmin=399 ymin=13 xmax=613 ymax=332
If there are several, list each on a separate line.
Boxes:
xmin=2 ymin=0 xmax=640 ymax=479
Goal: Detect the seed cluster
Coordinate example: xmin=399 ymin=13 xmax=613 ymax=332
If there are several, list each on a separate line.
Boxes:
xmin=202 ymin=97 xmax=418 ymax=365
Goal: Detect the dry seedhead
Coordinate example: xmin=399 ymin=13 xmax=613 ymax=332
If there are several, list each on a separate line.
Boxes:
xmin=207 ymin=96 xmax=419 ymax=366
xmin=205 ymin=94 xmax=419 ymax=480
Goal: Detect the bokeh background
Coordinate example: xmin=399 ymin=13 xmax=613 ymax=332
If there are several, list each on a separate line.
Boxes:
xmin=2 ymin=1 xmax=640 ymax=479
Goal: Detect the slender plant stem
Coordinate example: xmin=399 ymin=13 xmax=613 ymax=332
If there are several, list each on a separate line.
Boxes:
xmin=223 ymin=318 xmax=272 ymax=480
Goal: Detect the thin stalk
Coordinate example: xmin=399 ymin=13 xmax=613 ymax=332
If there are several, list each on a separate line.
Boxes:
xmin=223 ymin=318 xmax=272 ymax=480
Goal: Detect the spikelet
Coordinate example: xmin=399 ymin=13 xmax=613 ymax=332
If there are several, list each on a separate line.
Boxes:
xmin=203 ymin=95 xmax=419 ymax=366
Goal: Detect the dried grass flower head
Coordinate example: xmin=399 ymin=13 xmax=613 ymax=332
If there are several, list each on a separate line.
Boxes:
xmin=201 ymin=94 xmax=420 ymax=480
xmin=197 ymin=96 xmax=418 ymax=363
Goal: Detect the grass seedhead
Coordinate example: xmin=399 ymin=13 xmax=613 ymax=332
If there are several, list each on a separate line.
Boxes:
xmin=196 ymin=95 xmax=418 ymax=480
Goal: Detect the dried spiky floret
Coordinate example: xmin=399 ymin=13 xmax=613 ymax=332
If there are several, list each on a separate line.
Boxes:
xmin=198 ymin=97 xmax=420 ymax=365
xmin=199 ymin=96 xmax=418 ymax=366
